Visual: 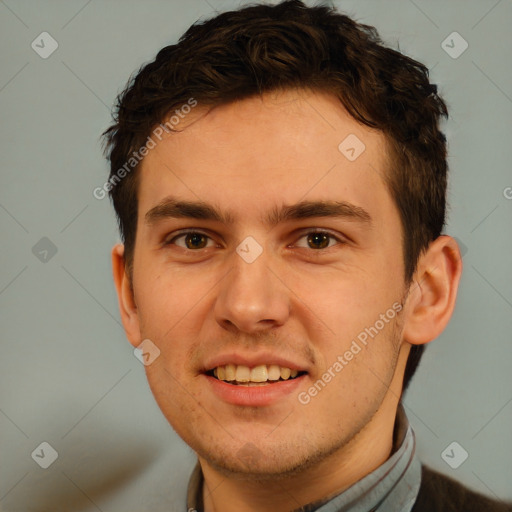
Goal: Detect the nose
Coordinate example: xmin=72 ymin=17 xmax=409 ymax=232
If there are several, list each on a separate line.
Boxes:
xmin=214 ymin=248 xmax=290 ymax=333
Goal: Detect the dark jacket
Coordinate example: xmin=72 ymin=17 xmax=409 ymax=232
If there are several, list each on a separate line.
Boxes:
xmin=411 ymin=465 xmax=512 ymax=511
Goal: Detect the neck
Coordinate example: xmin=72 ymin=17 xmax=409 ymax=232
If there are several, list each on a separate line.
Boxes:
xmin=200 ymin=396 xmax=400 ymax=512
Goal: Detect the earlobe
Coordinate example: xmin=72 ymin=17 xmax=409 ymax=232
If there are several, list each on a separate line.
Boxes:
xmin=402 ymin=236 xmax=463 ymax=346
xmin=111 ymin=244 xmax=141 ymax=348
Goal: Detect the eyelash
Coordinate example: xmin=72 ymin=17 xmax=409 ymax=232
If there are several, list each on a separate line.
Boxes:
xmin=164 ymin=229 xmax=345 ymax=250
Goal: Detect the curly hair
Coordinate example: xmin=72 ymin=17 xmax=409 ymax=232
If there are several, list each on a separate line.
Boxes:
xmin=102 ymin=0 xmax=449 ymax=394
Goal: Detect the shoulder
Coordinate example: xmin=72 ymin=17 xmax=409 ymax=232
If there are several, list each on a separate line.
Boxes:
xmin=411 ymin=464 xmax=512 ymax=512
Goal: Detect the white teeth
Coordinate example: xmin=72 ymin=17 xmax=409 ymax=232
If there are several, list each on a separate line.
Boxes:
xmin=280 ymin=367 xmax=291 ymax=380
xmin=250 ymin=365 xmax=268 ymax=382
xmin=225 ymin=363 xmax=236 ymax=381
xmin=267 ymin=364 xmax=281 ymax=381
xmin=217 ymin=366 xmax=226 ymax=380
xmin=235 ymin=365 xmax=251 ymax=382
xmin=211 ymin=364 xmax=302 ymax=383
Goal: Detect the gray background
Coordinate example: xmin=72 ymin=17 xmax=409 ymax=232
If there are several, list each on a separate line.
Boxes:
xmin=1 ymin=0 xmax=511 ymax=510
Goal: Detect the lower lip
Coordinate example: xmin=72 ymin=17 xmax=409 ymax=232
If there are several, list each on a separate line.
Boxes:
xmin=204 ymin=374 xmax=306 ymax=407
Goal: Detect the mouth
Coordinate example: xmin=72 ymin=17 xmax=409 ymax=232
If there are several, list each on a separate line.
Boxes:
xmin=206 ymin=364 xmax=307 ymax=386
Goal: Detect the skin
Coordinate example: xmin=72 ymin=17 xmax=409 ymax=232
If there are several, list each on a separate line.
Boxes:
xmin=112 ymin=88 xmax=462 ymax=512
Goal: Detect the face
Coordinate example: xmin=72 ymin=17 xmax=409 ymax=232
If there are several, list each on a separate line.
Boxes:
xmin=124 ymin=89 xmax=412 ymax=478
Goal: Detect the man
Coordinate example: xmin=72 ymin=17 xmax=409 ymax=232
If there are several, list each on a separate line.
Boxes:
xmin=103 ymin=1 xmax=511 ymax=510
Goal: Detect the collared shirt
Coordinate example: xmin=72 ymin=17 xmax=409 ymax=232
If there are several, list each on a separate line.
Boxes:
xmin=186 ymin=403 xmax=422 ymax=512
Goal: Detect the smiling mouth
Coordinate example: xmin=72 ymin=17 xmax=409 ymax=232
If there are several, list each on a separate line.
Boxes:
xmin=207 ymin=364 xmax=306 ymax=386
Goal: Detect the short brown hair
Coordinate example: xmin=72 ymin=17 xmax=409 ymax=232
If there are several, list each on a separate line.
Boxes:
xmin=102 ymin=0 xmax=449 ymax=394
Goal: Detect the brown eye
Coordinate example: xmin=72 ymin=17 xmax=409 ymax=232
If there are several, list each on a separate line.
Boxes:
xmin=167 ymin=231 xmax=214 ymax=249
xmin=307 ymin=232 xmax=331 ymax=249
xmin=292 ymin=230 xmax=346 ymax=251
xmin=184 ymin=232 xmax=208 ymax=249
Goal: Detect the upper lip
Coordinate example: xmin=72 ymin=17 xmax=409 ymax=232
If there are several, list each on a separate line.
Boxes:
xmin=203 ymin=352 xmax=309 ymax=373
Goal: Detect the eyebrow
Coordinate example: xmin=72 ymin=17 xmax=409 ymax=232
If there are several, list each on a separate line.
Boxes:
xmin=144 ymin=197 xmax=372 ymax=228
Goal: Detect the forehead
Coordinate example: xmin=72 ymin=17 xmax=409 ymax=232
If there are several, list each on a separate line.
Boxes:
xmin=137 ymin=89 xmax=394 ymax=226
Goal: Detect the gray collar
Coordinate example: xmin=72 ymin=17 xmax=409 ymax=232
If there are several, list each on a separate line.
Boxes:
xmin=304 ymin=403 xmax=422 ymax=512
xmin=186 ymin=403 xmax=422 ymax=512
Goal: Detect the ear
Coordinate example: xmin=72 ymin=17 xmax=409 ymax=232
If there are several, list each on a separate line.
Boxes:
xmin=402 ymin=235 xmax=463 ymax=345
xmin=112 ymin=243 xmax=141 ymax=348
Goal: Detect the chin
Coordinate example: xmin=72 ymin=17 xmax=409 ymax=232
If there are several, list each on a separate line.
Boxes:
xmin=207 ymin=456 xmax=307 ymax=481
xmin=197 ymin=439 xmax=332 ymax=482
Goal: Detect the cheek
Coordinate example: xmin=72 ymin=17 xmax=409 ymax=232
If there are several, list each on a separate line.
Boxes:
xmin=289 ymin=267 xmax=404 ymax=375
xmin=285 ymin=265 xmax=388 ymax=333
xmin=144 ymin=364 xmax=199 ymax=442
xmin=134 ymin=281 xmax=189 ymax=371
xmin=135 ymin=260 xmax=204 ymax=328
